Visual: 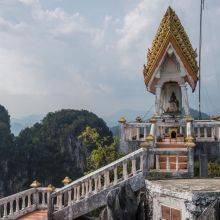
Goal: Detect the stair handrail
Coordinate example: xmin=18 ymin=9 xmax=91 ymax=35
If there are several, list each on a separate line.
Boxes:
xmin=51 ymin=147 xmax=147 ymax=197
xmin=48 ymin=147 xmax=148 ymax=218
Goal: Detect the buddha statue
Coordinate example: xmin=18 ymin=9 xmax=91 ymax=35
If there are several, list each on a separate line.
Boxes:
xmin=167 ymin=92 xmax=179 ymax=113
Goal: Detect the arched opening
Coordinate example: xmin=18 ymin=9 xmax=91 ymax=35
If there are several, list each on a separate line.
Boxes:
xmin=161 ymin=82 xmax=182 ymax=115
xmin=171 ymin=130 xmax=177 ymax=139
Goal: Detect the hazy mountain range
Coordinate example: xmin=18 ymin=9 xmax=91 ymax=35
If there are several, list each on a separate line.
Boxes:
xmin=10 ymin=108 xmax=210 ymax=136
xmin=11 ymin=114 xmax=45 ymax=136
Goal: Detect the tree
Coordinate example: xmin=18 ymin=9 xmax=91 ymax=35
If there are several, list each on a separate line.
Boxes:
xmin=79 ymin=126 xmax=121 ymax=172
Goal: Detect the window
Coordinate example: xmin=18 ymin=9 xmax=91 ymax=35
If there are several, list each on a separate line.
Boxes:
xmin=161 ymin=205 xmax=181 ymax=220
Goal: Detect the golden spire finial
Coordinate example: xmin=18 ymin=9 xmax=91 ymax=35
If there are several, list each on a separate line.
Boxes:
xmin=30 ymin=180 xmax=41 ymax=188
xmin=62 ymin=176 xmax=72 ymax=186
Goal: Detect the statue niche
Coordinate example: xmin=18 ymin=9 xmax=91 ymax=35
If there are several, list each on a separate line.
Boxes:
xmin=167 ymin=92 xmax=179 ymax=113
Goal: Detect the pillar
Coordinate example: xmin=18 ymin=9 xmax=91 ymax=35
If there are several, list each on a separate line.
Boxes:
xmin=155 ymin=85 xmax=162 ymax=115
xmin=120 ymin=124 xmax=126 ymax=141
xmin=136 ymin=127 xmax=140 ymax=140
xmin=188 ymin=148 xmax=194 ymax=178
xmin=186 ymin=122 xmax=192 ymax=137
xmin=144 ymin=126 xmax=147 ymax=139
xmin=197 ymin=127 xmax=201 ymax=138
xmin=180 ymin=126 xmax=183 ymax=135
xmin=129 ymin=128 xmax=132 ymax=141
xmin=180 ymin=84 xmax=189 ymax=115
xmin=199 ymin=154 xmax=208 ymax=177
xmin=204 ymin=127 xmax=207 ymax=138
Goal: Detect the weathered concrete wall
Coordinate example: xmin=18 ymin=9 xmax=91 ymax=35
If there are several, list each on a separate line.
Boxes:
xmin=195 ymin=142 xmax=220 ymax=158
xmin=146 ymin=180 xmax=220 ymax=220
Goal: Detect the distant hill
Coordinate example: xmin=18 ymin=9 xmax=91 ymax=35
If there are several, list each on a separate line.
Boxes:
xmin=11 ymin=114 xmax=44 ymax=136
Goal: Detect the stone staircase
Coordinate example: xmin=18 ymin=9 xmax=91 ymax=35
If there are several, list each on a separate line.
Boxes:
xmin=0 ymin=148 xmax=148 ymax=220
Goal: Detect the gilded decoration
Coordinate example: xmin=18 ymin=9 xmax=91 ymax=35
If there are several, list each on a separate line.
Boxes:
xmin=143 ymin=7 xmax=199 ymax=86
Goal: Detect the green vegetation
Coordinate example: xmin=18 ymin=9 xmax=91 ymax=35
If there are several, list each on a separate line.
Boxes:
xmin=0 ymin=107 xmax=120 ymax=196
xmin=79 ymin=126 xmax=122 ymax=172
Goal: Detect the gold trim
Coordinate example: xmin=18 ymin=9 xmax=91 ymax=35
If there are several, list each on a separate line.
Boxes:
xmin=30 ymin=180 xmax=41 ymax=188
xmin=118 ymin=117 xmax=126 ymax=124
xmin=143 ymin=7 xmax=198 ymax=88
xmin=145 ymin=134 xmax=154 ymax=142
xmin=62 ymin=176 xmax=72 ymax=186
xmin=45 ymin=184 xmax=56 ymax=193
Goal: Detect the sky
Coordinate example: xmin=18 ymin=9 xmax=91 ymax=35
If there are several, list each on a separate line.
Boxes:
xmin=0 ymin=0 xmax=219 ymax=119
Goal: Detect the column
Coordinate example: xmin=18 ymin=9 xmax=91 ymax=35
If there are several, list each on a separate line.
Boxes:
xmin=218 ymin=127 xmax=220 ymax=140
xmin=197 ymin=127 xmax=201 ymax=138
xmin=211 ymin=127 xmax=215 ymax=139
xmin=186 ymin=122 xmax=191 ymax=137
xmin=204 ymin=127 xmax=207 ymax=138
xmin=180 ymin=84 xmax=189 ymax=115
xmin=150 ymin=123 xmax=156 ymax=137
xmin=188 ymin=148 xmax=195 ymax=178
xmin=176 ymin=155 xmax=179 ymax=171
xmin=156 ymin=155 xmax=160 ymax=170
xmin=129 ymin=128 xmax=132 ymax=141
xmin=136 ymin=127 xmax=140 ymax=141
xmin=144 ymin=126 xmax=147 ymax=139
xmin=120 ymin=124 xmax=126 ymax=141
xmin=180 ymin=126 xmax=183 ymax=135
xmin=155 ymin=85 xmax=162 ymax=115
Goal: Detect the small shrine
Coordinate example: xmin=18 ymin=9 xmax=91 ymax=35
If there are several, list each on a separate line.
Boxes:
xmin=119 ymin=7 xmax=220 ymax=177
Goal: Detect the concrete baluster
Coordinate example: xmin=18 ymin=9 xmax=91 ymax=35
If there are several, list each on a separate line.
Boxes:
xmin=140 ymin=155 xmax=144 ymax=171
xmin=136 ymin=127 xmax=140 ymax=140
xmin=204 ymin=127 xmax=207 ymax=138
xmin=42 ymin=192 xmax=46 ymax=206
xmin=113 ymin=167 xmax=118 ymax=185
xmin=132 ymin=159 xmax=137 ymax=175
xmin=85 ymin=181 xmax=89 ymax=198
xmin=166 ymin=156 xmax=170 ymax=171
xmin=123 ymin=162 xmax=128 ymax=180
xmin=57 ymin=194 xmax=62 ymax=210
xmin=94 ymin=178 xmax=98 ymax=193
xmin=9 ymin=201 xmax=13 ymax=215
xmin=106 ymin=171 xmax=110 ymax=186
xmin=16 ymin=198 xmax=19 ymax=213
xmin=89 ymin=179 xmax=92 ymax=193
xmin=73 ymin=187 xmax=77 ymax=201
xmin=3 ymin=203 xmax=7 ymax=217
xmin=22 ymin=196 xmax=25 ymax=210
xmin=98 ymin=175 xmax=102 ymax=190
xmin=212 ymin=127 xmax=215 ymax=139
xmin=104 ymin=172 xmax=108 ymax=189
xmin=76 ymin=186 xmax=80 ymax=201
xmin=156 ymin=155 xmax=160 ymax=170
xmin=129 ymin=128 xmax=132 ymax=141
xmin=68 ymin=190 xmax=72 ymax=206
xmin=28 ymin=194 xmax=31 ymax=207
xmin=144 ymin=126 xmax=147 ymax=139
xmin=81 ymin=183 xmax=85 ymax=197
xmin=176 ymin=155 xmax=179 ymax=171
xmin=197 ymin=127 xmax=201 ymax=138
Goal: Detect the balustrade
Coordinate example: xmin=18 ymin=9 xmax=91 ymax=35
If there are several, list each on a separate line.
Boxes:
xmin=0 ymin=187 xmax=50 ymax=219
xmin=48 ymin=148 xmax=148 ymax=216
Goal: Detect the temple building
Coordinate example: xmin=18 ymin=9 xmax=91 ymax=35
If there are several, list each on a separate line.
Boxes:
xmin=119 ymin=7 xmax=220 ymax=177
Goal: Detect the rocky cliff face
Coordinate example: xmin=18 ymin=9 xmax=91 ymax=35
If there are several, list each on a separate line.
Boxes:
xmin=0 ymin=109 xmax=113 ymax=196
xmin=100 ymin=183 xmax=148 ymax=220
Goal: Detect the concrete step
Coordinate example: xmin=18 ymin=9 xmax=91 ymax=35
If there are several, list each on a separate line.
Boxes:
xmin=18 ymin=209 xmax=47 ymax=220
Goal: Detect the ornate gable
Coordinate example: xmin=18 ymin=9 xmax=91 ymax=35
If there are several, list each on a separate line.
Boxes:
xmin=143 ymin=7 xmax=199 ymax=90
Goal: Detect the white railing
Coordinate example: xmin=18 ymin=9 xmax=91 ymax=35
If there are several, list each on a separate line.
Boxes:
xmin=122 ymin=123 xmax=151 ymax=141
xmin=194 ymin=120 xmax=220 ymax=142
xmin=0 ymin=187 xmax=50 ymax=219
xmin=48 ymin=148 xmax=148 ymax=216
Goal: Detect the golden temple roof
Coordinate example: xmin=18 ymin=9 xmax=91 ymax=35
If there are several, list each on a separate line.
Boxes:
xmin=143 ymin=7 xmax=199 ymax=87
